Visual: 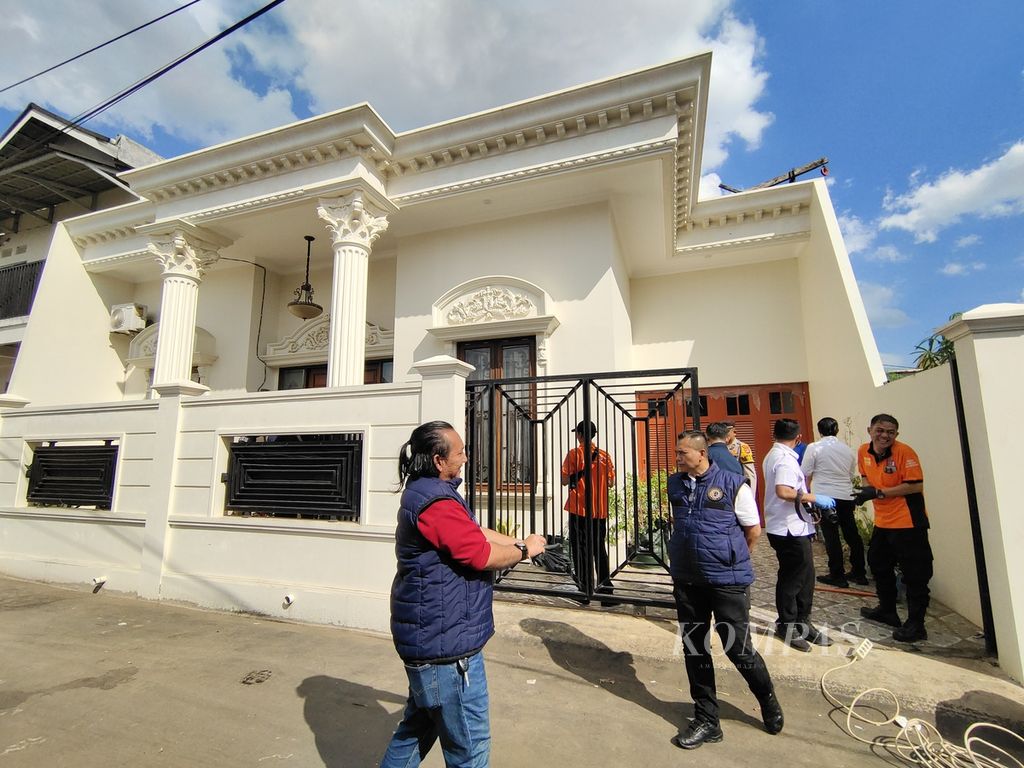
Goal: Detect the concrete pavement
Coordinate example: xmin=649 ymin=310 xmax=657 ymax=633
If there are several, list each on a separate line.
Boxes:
xmin=1 ymin=574 xmax=1022 ymax=767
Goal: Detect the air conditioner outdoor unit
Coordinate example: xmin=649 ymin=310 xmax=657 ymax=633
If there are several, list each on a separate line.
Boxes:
xmin=110 ymin=303 xmax=147 ymax=334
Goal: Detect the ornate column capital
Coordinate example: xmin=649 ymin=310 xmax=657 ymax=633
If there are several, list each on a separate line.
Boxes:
xmin=317 ymin=191 xmax=390 ymax=250
xmin=146 ymin=228 xmax=221 ymax=280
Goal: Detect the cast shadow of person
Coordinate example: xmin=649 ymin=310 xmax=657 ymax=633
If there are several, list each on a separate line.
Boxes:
xmin=519 ymin=617 xmax=761 ymax=733
xmin=296 ymin=675 xmax=407 ymax=767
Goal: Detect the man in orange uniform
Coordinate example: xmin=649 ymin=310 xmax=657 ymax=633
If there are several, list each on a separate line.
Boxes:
xmin=855 ymin=414 xmax=931 ymax=643
xmin=562 ymin=420 xmax=616 ymax=603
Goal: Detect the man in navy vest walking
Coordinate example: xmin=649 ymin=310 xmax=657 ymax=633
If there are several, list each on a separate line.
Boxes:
xmin=382 ymin=421 xmax=546 ymax=767
xmin=668 ymin=431 xmax=784 ymax=749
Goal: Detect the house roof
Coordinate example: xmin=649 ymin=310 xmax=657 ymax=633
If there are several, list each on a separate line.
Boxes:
xmin=0 ymin=104 xmax=161 ymax=225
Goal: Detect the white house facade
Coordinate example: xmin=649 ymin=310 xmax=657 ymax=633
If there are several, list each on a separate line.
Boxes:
xmin=2 ymin=53 xmax=1020 ymax=678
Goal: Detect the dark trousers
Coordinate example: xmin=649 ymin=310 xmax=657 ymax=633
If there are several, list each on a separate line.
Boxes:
xmin=673 ymin=583 xmax=774 ymax=725
xmin=568 ymin=514 xmax=610 ymax=593
xmin=767 ymin=532 xmax=816 ymax=627
xmin=820 ymin=499 xmax=866 ymax=578
xmin=867 ymin=527 xmax=933 ymax=623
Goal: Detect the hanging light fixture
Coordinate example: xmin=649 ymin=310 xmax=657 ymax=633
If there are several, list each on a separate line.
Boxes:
xmin=287 ymin=235 xmax=323 ymax=319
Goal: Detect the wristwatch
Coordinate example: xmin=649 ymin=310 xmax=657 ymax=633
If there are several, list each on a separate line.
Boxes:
xmin=514 ymin=542 xmax=529 ymax=561
xmin=876 ymin=488 xmax=885 ymax=499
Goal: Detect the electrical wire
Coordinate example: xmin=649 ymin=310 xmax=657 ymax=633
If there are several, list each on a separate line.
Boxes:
xmin=0 ymin=0 xmax=203 ymax=95
xmin=0 ymin=0 xmax=288 ymax=174
xmin=219 ymin=257 xmax=269 ymax=391
xmin=820 ymin=652 xmax=1023 ymax=767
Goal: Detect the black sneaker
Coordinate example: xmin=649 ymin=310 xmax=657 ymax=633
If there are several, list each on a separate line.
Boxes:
xmin=817 ymin=573 xmax=850 ymax=588
xmin=846 ymin=572 xmax=870 ymax=586
xmin=758 ymin=691 xmax=784 ymax=735
xmin=860 ymin=605 xmax=902 ymax=628
xmin=774 ymin=624 xmax=812 ymax=652
xmin=673 ymin=719 xmax=723 ymax=750
xmin=892 ymin=621 xmax=927 ymax=643
xmin=804 ymin=625 xmax=833 ymax=647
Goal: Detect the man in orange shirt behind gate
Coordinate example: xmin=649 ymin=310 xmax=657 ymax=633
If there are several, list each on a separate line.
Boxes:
xmin=562 ymin=420 xmax=616 ymax=604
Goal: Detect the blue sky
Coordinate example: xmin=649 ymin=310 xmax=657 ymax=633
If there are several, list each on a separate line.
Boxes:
xmin=2 ymin=0 xmax=1022 ymax=367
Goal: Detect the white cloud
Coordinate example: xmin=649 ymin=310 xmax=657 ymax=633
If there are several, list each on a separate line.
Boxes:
xmin=865 ymin=245 xmax=908 ymax=263
xmin=0 ymin=1 xmax=299 ymax=148
xmin=939 ymin=261 xmax=986 ymax=276
xmin=858 ymin=281 xmax=910 ymax=328
xmin=838 ymin=213 xmax=875 ymax=255
xmin=955 ymin=234 xmax=982 ymax=249
xmin=1 ymin=1 xmax=773 ymax=166
xmin=699 ymin=173 xmax=726 ymax=199
xmin=879 ymin=141 xmax=1024 ymax=242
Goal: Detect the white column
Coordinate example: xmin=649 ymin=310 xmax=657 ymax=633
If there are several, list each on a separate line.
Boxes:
xmin=317 ymin=192 xmax=390 ymax=387
xmin=147 ymin=229 xmax=219 ymax=396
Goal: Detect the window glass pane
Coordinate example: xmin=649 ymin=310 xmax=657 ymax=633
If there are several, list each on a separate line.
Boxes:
xmin=503 ymin=345 xmax=531 ymax=379
xmin=381 ymin=360 xmax=393 ymax=383
xmin=462 ymin=347 xmax=492 ymax=381
xmin=726 ymin=396 xmax=738 ymax=416
xmin=782 ymin=391 xmax=795 ymax=413
xmin=769 ymin=391 xmax=782 ymax=414
xmin=280 ymin=368 xmax=306 ymax=390
xmin=738 ymin=394 xmax=750 ymax=415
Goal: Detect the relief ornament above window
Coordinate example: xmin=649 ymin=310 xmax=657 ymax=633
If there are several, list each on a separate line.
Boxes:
xmin=446 ymin=286 xmax=535 ymax=325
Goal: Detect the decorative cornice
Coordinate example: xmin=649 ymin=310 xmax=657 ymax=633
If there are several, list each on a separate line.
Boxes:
xmin=428 ymin=315 xmax=560 ymax=343
xmin=187 ymin=188 xmax=309 ymax=223
xmin=938 ymin=304 xmax=1024 ymax=343
xmin=674 ymin=230 xmax=809 ymax=255
xmin=681 ymin=201 xmax=808 ymax=234
xmin=82 ymin=249 xmax=152 ymax=273
xmin=143 ymin=139 xmax=378 ymax=204
xmin=384 ymin=91 xmax=689 ymax=182
xmin=71 ymin=226 xmax=140 ymax=248
xmin=393 ymin=137 xmax=677 ymax=205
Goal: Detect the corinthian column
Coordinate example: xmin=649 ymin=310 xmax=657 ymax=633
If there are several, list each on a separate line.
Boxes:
xmin=146 ymin=228 xmax=221 ymax=395
xmin=317 ymin=191 xmax=390 ymax=386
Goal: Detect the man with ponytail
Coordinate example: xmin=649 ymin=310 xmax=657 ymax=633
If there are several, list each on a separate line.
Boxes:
xmin=381 ymin=420 xmax=546 ymax=767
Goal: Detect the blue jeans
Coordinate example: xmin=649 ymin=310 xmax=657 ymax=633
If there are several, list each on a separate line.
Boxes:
xmin=380 ymin=651 xmax=490 ymax=767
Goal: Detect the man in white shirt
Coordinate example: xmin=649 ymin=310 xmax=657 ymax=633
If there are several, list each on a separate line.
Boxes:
xmin=801 ymin=417 xmax=866 ymax=588
xmin=763 ymin=418 xmax=836 ymax=652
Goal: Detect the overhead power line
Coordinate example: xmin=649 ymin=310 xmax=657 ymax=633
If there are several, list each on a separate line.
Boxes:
xmin=0 ymin=0 xmax=203 ymax=95
xmin=0 ymin=0 xmax=289 ymax=174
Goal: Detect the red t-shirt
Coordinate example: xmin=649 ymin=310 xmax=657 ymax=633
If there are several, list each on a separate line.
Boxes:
xmin=417 ymin=499 xmax=491 ymax=570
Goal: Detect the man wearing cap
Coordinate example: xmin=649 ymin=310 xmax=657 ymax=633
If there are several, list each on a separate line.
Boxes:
xmin=561 ymin=420 xmax=616 ymax=602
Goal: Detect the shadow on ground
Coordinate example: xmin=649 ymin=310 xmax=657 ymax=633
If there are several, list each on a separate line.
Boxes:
xmin=519 ymin=617 xmax=763 ymax=734
xmin=296 ymin=675 xmax=407 ymax=767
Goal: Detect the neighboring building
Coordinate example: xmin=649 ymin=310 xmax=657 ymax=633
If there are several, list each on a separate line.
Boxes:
xmin=0 ymin=104 xmax=161 ymax=390
xmin=0 ymin=53 xmax=896 ymax=631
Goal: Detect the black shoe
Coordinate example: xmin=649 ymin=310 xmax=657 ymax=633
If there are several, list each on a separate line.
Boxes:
xmin=892 ymin=621 xmax=928 ymax=643
xmin=846 ymin=572 xmax=870 ymax=586
xmin=817 ymin=573 xmax=849 ymax=588
xmin=860 ymin=605 xmax=902 ymax=628
xmin=673 ymin=719 xmax=723 ymax=750
xmin=774 ymin=624 xmax=812 ymax=652
xmin=804 ymin=625 xmax=833 ymax=647
xmin=758 ymin=692 xmax=784 ymax=735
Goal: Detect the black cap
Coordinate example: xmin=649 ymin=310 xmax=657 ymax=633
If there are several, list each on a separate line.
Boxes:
xmin=574 ymin=420 xmax=597 ymax=438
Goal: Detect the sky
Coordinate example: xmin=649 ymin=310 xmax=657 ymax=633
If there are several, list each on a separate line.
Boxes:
xmin=2 ymin=0 xmax=1022 ymax=368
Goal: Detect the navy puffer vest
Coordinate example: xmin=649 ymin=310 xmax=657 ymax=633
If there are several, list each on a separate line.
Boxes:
xmin=390 ymin=476 xmax=494 ymax=663
xmin=667 ymin=462 xmax=754 ymax=586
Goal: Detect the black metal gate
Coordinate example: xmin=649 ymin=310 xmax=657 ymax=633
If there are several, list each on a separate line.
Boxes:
xmin=465 ymin=368 xmax=700 ymax=608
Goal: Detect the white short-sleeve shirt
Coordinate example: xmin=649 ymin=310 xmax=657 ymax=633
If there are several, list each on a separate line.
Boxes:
xmin=762 ymin=442 xmax=815 ymax=536
xmin=801 ymin=436 xmax=857 ymax=500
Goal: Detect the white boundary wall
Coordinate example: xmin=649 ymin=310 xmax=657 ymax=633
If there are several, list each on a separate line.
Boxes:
xmin=0 ymin=358 xmax=470 ymax=635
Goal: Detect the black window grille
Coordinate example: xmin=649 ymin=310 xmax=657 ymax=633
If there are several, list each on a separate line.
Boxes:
xmin=26 ymin=443 xmax=119 ymax=509
xmin=223 ymin=433 xmax=363 ymax=521
xmin=0 ymin=260 xmax=44 ymax=320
